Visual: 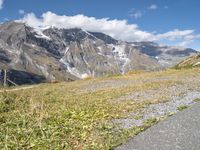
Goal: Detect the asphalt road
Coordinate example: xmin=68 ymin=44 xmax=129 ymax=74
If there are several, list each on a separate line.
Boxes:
xmin=116 ymin=102 xmax=200 ymax=150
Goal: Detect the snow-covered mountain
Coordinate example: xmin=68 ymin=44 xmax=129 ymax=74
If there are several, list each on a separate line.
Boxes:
xmin=0 ymin=21 xmax=197 ymax=84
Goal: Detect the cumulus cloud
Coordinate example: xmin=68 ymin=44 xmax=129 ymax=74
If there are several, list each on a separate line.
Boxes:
xmin=157 ymin=29 xmax=197 ymax=40
xmin=21 ymin=12 xmax=153 ymax=41
xmin=20 ymin=12 xmax=200 ymax=47
xmin=157 ymin=29 xmax=200 ymax=47
xmin=0 ymin=0 xmax=4 ymax=10
xmin=148 ymin=4 xmax=157 ymax=10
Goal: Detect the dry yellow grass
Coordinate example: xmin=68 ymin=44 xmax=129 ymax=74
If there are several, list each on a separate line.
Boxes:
xmin=1 ymin=68 xmax=200 ymax=149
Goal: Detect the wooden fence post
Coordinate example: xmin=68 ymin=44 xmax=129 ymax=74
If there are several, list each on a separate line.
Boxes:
xmin=3 ymin=69 xmax=7 ymax=87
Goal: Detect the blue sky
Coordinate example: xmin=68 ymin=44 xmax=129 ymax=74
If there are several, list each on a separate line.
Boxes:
xmin=0 ymin=0 xmax=200 ymax=49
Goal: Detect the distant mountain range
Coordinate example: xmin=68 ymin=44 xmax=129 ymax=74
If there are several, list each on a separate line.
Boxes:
xmin=0 ymin=21 xmax=197 ymax=84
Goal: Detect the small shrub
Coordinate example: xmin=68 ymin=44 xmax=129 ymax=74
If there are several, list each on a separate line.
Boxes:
xmin=132 ymin=115 xmax=143 ymax=120
xmin=177 ymin=105 xmax=189 ymax=111
xmin=194 ymin=98 xmax=200 ymax=102
xmin=143 ymin=118 xmax=158 ymax=128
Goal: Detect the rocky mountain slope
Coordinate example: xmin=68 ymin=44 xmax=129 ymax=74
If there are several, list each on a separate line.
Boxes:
xmin=131 ymin=41 xmax=197 ymax=67
xmin=0 ymin=21 xmax=197 ymax=84
xmin=174 ymin=53 xmax=200 ymax=69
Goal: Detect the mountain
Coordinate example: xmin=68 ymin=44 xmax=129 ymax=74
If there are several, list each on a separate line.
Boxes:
xmin=131 ymin=41 xmax=197 ymax=67
xmin=0 ymin=21 xmax=197 ymax=84
xmin=174 ymin=53 xmax=200 ymax=69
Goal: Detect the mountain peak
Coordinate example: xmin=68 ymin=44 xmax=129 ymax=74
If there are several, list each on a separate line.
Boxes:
xmin=0 ymin=21 xmax=197 ymax=84
xmin=89 ymin=31 xmax=118 ymax=44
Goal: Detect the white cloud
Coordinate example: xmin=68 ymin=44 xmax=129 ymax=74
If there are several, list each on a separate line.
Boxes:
xmin=0 ymin=0 xmax=4 ymax=10
xmin=21 ymin=12 xmax=153 ymax=41
xmin=20 ymin=12 xmax=200 ymax=47
xmin=19 ymin=9 xmax=25 ymax=15
xmin=178 ymin=40 xmax=193 ymax=47
xmin=148 ymin=4 xmax=157 ymax=10
xmin=157 ymin=29 xmax=197 ymax=40
xmin=130 ymin=11 xmax=142 ymax=19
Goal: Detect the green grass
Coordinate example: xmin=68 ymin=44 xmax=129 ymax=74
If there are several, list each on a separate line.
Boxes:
xmin=0 ymin=84 xmax=153 ymax=149
xmin=0 ymin=68 xmax=200 ymax=149
xmin=143 ymin=118 xmax=159 ymax=128
xmin=177 ymin=105 xmax=189 ymax=111
xmin=173 ymin=64 xmax=200 ymax=70
xmin=132 ymin=115 xmax=143 ymax=120
xmin=194 ymin=98 xmax=200 ymax=102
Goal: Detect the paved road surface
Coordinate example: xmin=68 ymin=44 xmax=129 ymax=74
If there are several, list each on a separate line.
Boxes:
xmin=116 ymin=102 xmax=200 ymax=150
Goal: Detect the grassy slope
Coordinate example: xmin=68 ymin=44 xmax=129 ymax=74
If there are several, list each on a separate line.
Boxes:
xmin=173 ymin=53 xmax=200 ymax=69
xmin=1 ymin=68 xmax=200 ymax=149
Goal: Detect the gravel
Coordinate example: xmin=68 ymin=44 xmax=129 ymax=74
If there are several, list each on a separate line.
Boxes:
xmin=113 ymin=91 xmax=200 ymax=129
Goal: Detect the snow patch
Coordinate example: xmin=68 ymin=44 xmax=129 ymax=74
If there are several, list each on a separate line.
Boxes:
xmin=97 ymin=46 xmax=102 ymax=51
xmin=97 ymin=46 xmax=106 ymax=56
xmin=80 ymin=44 xmax=83 ymax=49
xmin=81 ymin=73 xmax=91 ymax=79
xmin=31 ymin=44 xmax=35 ymax=47
xmin=82 ymin=29 xmax=98 ymax=40
xmin=60 ymin=58 xmax=90 ymax=79
xmin=64 ymin=47 xmax=69 ymax=54
xmin=108 ymin=44 xmax=130 ymax=72
xmin=97 ymin=52 xmax=106 ymax=56
xmin=131 ymin=43 xmax=136 ymax=46
xmin=32 ymin=29 xmax=51 ymax=40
